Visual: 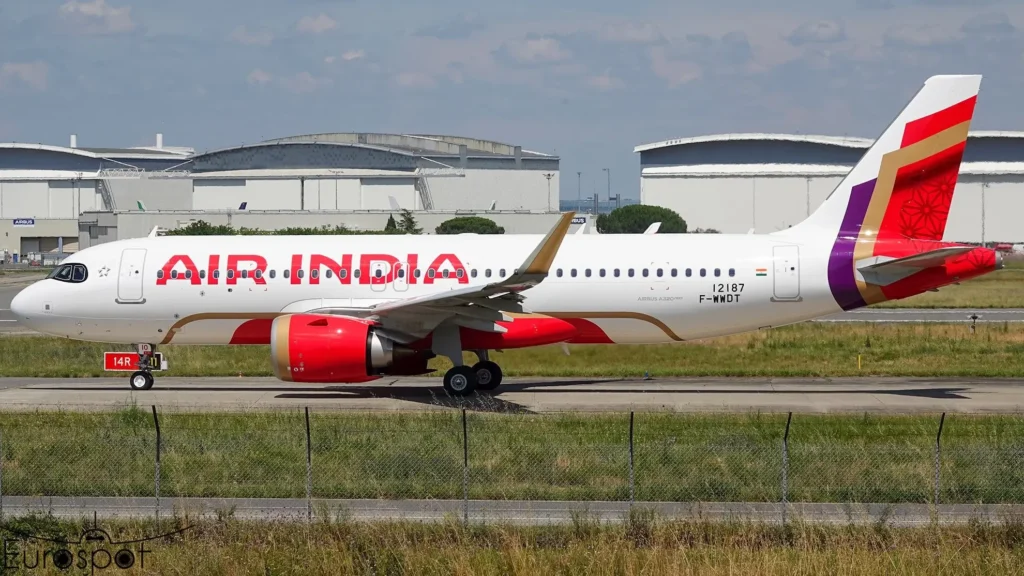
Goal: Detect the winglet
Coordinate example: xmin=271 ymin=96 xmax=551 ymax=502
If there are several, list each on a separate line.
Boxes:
xmin=520 ymin=211 xmax=575 ymax=276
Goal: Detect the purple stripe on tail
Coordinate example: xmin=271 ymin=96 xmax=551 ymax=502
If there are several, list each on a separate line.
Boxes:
xmin=827 ymin=179 xmax=876 ymax=310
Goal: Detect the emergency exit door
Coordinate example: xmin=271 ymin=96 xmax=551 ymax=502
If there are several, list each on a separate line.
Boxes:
xmin=771 ymin=245 xmax=801 ymax=301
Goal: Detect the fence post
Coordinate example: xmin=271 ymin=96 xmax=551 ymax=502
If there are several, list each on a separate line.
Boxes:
xmin=305 ymin=407 xmax=313 ymax=522
xmin=462 ymin=409 xmax=469 ymax=526
xmin=628 ymin=412 xmax=635 ymax=507
xmin=0 ymin=427 xmax=4 ymax=524
xmin=935 ymin=412 xmax=946 ymax=510
xmin=151 ymin=406 xmax=160 ymax=523
xmin=781 ymin=412 xmax=792 ymax=526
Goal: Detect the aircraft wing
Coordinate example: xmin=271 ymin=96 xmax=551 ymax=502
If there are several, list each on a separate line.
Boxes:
xmin=311 ymin=212 xmax=576 ymax=340
xmin=857 ymin=246 xmax=975 ymax=286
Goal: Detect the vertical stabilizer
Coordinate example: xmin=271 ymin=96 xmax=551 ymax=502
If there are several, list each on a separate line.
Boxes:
xmin=788 ymin=75 xmax=981 ymax=239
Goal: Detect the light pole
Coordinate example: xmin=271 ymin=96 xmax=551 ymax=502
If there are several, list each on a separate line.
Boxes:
xmin=602 ymin=168 xmax=610 ymax=211
xmin=577 ymin=171 xmax=582 ymax=212
xmin=543 ymin=173 xmax=554 ymax=211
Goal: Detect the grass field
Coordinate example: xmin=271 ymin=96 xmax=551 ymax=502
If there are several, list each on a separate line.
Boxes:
xmin=3 ymin=321 xmax=1024 ymax=378
xmin=2 ymin=514 xmax=1023 ymax=575
xmin=1 ymin=408 xmax=1022 ymax=503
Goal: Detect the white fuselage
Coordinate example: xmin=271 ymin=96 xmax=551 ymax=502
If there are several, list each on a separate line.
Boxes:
xmin=12 ymin=230 xmax=844 ymax=345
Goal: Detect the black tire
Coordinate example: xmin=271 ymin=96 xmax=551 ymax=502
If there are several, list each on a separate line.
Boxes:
xmin=129 ymin=371 xmax=154 ymax=391
xmin=443 ymin=366 xmax=477 ymax=396
xmin=472 ymin=361 xmax=503 ymax=391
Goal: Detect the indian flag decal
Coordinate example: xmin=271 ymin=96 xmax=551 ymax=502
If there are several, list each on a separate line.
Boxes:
xmin=755 ymin=268 xmax=768 ymax=277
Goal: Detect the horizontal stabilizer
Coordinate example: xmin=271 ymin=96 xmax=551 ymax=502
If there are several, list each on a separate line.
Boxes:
xmin=857 ymin=246 xmax=974 ymax=286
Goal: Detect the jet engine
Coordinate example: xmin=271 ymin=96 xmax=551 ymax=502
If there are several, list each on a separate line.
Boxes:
xmin=270 ymin=314 xmax=431 ymax=383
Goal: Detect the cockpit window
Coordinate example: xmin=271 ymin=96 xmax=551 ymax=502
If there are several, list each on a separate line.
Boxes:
xmin=47 ymin=263 xmax=88 ymax=283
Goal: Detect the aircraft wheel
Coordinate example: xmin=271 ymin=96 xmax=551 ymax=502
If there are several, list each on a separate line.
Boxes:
xmin=443 ymin=366 xmax=477 ymax=396
xmin=129 ymin=371 xmax=154 ymax=391
xmin=473 ymin=361 xmax=502 ymax=391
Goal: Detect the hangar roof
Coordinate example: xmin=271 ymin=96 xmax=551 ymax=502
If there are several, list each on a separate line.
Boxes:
xmin=634 ymin=131 xmax=1024 ymax=153
xmin=0 ymin=142 xmax=193 ymax=161
xmin=259 ymin=133 xmax=555 ymax=158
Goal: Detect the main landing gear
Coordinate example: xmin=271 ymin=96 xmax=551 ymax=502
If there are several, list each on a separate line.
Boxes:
xmin=440 ymin=348 xmax=504 ymax=396
xmin=129 ymin=343 xmax=157 ymax=391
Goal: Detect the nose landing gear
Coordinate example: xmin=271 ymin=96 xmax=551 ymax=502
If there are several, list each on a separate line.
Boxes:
xmin=128 ymin=343 xmax=157 ymax=391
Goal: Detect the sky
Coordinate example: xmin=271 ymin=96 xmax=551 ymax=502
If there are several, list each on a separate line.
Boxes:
xmin=1 ymin=0 xmax=1023 ymax=201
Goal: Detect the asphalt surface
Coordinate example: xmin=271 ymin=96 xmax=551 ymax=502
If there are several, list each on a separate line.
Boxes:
xmin=0 ymin=274 xmax=44 ymax=334
xmin=3 ymin=496 xmax=1021 ymax=526
xmin=1 ymin=376 xmax=1023 ymax=413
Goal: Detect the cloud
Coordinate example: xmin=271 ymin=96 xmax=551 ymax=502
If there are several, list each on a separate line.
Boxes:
xmin=648 ymin=47 xmax=702 ymax=86
xmin=342 ymin=49 xmax=365 ymax=61
xmin=230 ymin=26 xmax=273 ymax=46
xmin=787 ymin=20 xmax=846 ymax=45
xmin=58 ymin=0 xmax=134 ymax=35
xmin=0 ymin=62 xmax=49 ymax=91
xmin=393 ymin=71 xmax=437 ymax=89
xmin=281 ymin=71 xmax=330 ymax=93
xmin=961 ymin=13 xmax=1016 ymax=37
xmin=587 ymin=70 xmax=624 ymax=91
xmin=246 ymin=68 xmax=272 ymax=86
xmin=883 ymin=23 xmax=957 ymax=47
xmin=494 ymin=37 xmax=571 ymax=65
xmin=297 ymin=14 xmax=336 ymax=35
xmin=414 ymin=14 xmax=485 ymax=40
xmin=597 ymin=22 xmax=664 ymax=44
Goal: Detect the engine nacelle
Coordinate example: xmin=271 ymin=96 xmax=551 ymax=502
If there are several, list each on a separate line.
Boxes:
xmin=270 ymin=314 xmax=430 ymax=383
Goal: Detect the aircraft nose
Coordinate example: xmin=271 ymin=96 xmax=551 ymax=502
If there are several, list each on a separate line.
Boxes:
xmin=10 ymin=286 xmax=31 ymax=319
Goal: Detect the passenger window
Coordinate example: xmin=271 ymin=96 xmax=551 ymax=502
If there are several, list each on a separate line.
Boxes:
xmin=214 ymin=270 xmax=221 ymax=279
xmin=628 ymin=269 xmax=634 ymax=277
xmin=485 ymin=269 xmax=492 ymax=278
xmin=354 ymin=269 xmax=360 ymax=279
xmin=599 ymin=269 xmax=606 ymax=277
xmin=729 ymin=268 xmax=735 ymax=277
xmin=185 ymin=270 xmax=192 ymax=280
xmin=200 ymin=270 xmax=207 ymax=279
xmin=671 ymin=269 xmax=677 ymax=277
xmin=227 ymin=270 xmax=234 ymax=279
xmin=557 ymin=269 xmax=563 ymax=277
xmin=283 ymin=270 xmax=289 ymax=279
xmin=657 ymin=269 xmax=663 ymax=277
xmin=413 ymin=269 xmax=420 ymax=278
xmin=714 ymin=268 xmax=721 ymax=277
xmin=686 ymin=269 xmax=692 ymax=277
xmin=571 ymin=269 xmax=577 ymax=278
xmin=700 ymin=269 xmax=706 ymax=277
xmin=375 ymin=269 xmax=383 ymax=278
xmin=241 ymin=270 xmax=249 ymax=279
xmin=614 ymin=269 xmax=620 ymax=277
xmin=256 ymin=269 xmax=263 ymax=279
xmin=642 ymin=269 xmax=649 ymax=277
xmin=585 ymin=269 xmax=592 ymax=277
xmin=156 ymin=270 xmax=164 ymax=279
xmin=297 ymin=270 xmax=304 ymax=279
xmin=442 ymin=269 xmax=450 ymax=278
xmin=398 ymin=269 xmax=406 ymax=278
xmin=428 ymin=269 xmax=436 ymax=278
xmin=457 ymin=269 xmax=464 ymax=278
xmin=471 ymin=269 xmax=478 ymax=278
xmin=311 ymin=270 xmax=318 ymax=279
xmin=500 ymin=268 xmax=506 ymax=277
xmin=171 ymin=270 xmax=179 ymax=280
xmin=341 ymin=269 xmax=348 ymax=279
xmin=269 ymin=270 xmax=276 ymax=279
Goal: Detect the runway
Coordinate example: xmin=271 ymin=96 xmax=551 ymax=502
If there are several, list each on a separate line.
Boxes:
xmin=1 ymin=376 xmax=1023 ymax=413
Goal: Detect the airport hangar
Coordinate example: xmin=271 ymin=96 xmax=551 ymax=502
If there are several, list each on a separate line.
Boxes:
xmin=0 ymin=132 xmax=569 ymax=256
xmin=636 ymin=132 xmax=1024 ymax=243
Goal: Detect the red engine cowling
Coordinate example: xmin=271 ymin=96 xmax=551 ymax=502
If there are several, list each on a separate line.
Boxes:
xmin=270 ymin=314 xmax=431 ymax=383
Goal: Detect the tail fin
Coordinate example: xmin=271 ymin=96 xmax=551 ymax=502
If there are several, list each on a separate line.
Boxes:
xmin=789 ymin=74 xmax=981 ymax=240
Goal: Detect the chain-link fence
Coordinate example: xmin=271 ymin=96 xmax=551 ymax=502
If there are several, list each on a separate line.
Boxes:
xmin=2 ymin=408 xmax=1024 ymax=522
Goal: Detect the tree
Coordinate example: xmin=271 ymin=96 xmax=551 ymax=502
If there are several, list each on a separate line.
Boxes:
xmin=435 ymin=216 xmax=505 ymax=235
xmin=384 ymin=214 xmax=398 ymax=233
xmin=397 ymin=209 xmax=422 ymax=234
xmin=595 ymin=205 xmax=687 ymax=234
xmin=163 ymin=220 xmax=237 ymax=235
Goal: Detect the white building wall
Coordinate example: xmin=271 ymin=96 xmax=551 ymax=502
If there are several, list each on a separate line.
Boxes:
xmin=641 ymin=173 xmax=1024 ymax=242
xmin=360 ymin=179 xmax=417 ymax=210
xmin=305 ymin=179 xmax=363 ymax=210
xmin=427 ymin=170 xmax=557 ymax=211
xmin=193 ymin=179 xmax=303 ymax=210
xmin=0 ymin=181 xmax=49 ymax=218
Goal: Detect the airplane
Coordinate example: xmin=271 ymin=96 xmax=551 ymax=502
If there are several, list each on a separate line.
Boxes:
xmin=11 ymin=74 xmax=1002 ymax=395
